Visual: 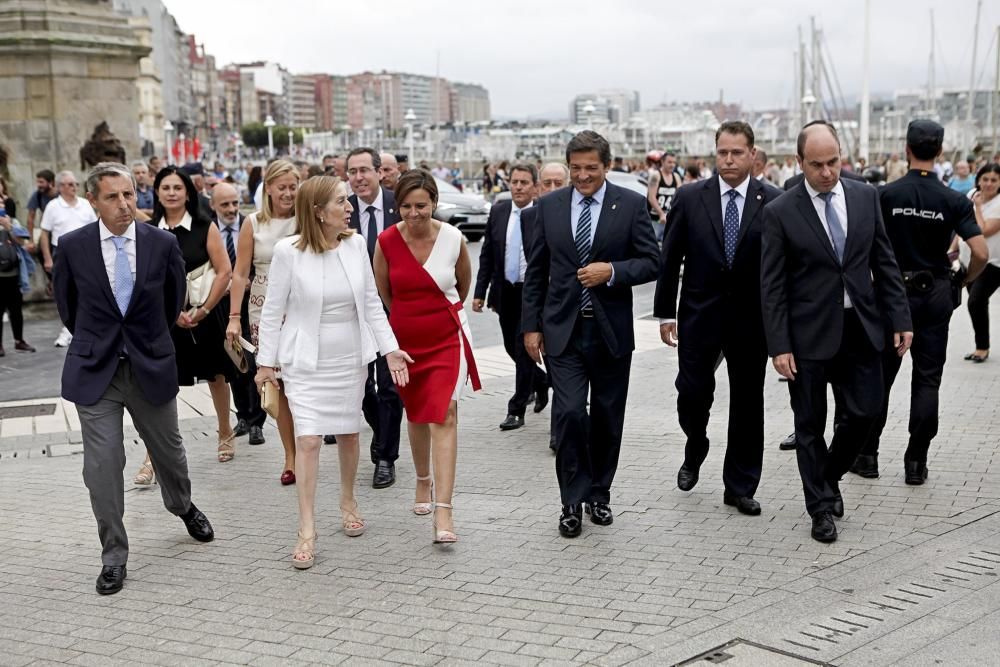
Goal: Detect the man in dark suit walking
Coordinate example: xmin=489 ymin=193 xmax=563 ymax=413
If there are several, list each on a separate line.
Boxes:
xmin=473 ymin=162 xmax=549 ymax=431
xmin=655 ymin=121 xmax=783 ymax=515
xmin=761 ymin=122 xmax=912 ymax=543
xmin=347 ymin=147 xmax=404 ymax=488
xmin=523 ymin=131 xmax=659 ymax=538
xmin=54 ymin=162 xmax=214 ymax=595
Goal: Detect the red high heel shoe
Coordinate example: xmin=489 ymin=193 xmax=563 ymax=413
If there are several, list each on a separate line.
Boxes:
xmin=280 ymin=470 xmax=296 ymax=485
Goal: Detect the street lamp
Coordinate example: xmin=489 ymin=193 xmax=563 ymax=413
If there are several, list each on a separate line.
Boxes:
xmin=163 ymin=120 xmax=174 ymax=164
xmin=178 ymin=132 xmax=186 ymax=163
xmin=264 ymin=114 xmax=276 ymax=159
xmin=802 ymin=90 xmax=817 ymax=122
xmin=287 ymin=130 xmax=294 ymax=156
xmin=404 ymin=108 xmax=417 ymax=165
xmin=235 ymin=138 xmax=243 ymax=165
xmin=583 ymin=101 xmax=596 ymax=129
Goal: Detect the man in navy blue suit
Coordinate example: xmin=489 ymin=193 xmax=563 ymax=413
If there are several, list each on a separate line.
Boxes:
xmin=54 ymin=162 xmax=214 ymax=595
xmin=523 ymin=131 xmax=659 ymax=538
xmin=655 ymin=121 xmax=784 ymax=516
xmin=347 ymin=147 xmax=404 ymax=488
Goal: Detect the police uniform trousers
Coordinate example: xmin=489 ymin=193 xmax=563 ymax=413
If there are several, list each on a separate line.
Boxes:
xmin=790 ymin=309 xmax=884 ymax=516
xmin=499 ymin=281 xmax=548 ymax=418
xmin=861 ymin=278 xmax=952 ymax=464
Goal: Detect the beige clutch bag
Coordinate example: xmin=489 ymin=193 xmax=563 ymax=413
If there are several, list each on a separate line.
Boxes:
xmin=260 ymin=380 xmax=280 ymax=420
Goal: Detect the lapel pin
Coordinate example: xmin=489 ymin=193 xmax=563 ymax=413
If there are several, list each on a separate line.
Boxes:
xmin=389 ymin=208 xmax=394 ymax=214
xmin=612 ymin=203 xmax=617 ymax=210
xmin=756 ymin=194 xmax=762 ymax=201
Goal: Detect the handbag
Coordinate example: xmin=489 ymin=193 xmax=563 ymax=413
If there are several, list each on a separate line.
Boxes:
xmin=259 ymin=380 xmax=280 ymax=420
xmin=185 ymin=260 xmax=216 ymax=309
xmin=224 ymin=337 xmax=251 ymax=373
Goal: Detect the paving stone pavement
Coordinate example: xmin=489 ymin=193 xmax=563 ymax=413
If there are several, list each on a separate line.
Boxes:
xmin=0 ymin=306 xmax=998 ymax=666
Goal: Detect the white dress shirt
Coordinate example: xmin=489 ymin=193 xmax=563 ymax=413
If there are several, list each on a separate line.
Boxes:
xmin=803 ymin=178 xmax=852 ymax=308
xmin=217 ymin=215 xmax=241 ymax=258
xmin=505 ymin=202 xmax=530 ymax=283
xmin=41 ymin=196 xmax=97 ymax=246
xmin=356 ymin=188 xmax=385 ymax=244
xmin=98 ymin=219 xmax=137 ymax=288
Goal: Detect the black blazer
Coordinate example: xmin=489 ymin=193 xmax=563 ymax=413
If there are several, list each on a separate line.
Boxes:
xmin=54 ymin=221 xmax=186 ymax=406
xmin=473 ymin=199 xmax=534 ymax=312
xmin=654 ymin=177 xmax=784 ymax=349
xmin=522 ymin=182 xmax=659 ymax=358
xmin=349 ymin=187 xmax=402 ymax=260
xmin=783 ymin=168 xmax=865 ymax=191
xmin=761 ymin=178 xmax=911 ymax=360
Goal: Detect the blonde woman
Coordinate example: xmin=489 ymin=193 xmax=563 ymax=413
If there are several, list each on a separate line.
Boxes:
xmin=254 ymin=176 xmax=412 ymax=569
xmin=226 ymin=160 xmax=300 ymax=484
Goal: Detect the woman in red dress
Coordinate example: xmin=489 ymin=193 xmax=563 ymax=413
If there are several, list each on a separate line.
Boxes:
xmin=373 ymin=170 xmax=480 ymax=544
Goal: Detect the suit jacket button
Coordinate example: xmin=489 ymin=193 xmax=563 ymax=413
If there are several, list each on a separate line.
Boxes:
xmin=836 ymin=297 xmax=843 ymax=304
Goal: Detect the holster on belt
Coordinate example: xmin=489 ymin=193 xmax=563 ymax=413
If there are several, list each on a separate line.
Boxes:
xmin=949 ymin=266 xmax=966 ymax=310
xmin=901 ymin=270 xmax=935 ymax=294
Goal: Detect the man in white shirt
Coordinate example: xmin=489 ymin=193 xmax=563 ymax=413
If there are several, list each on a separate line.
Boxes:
xmin=40 ymin=170 xmax=97 ymax=346
xmin=473 ymin=163 xmax=549 ymax=431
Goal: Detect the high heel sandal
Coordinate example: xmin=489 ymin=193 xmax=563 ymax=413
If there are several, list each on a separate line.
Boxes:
xmin=340 ymin=500 xmax=367 ymax=537
xmin=413 ymin=474 xmax=433 ymax=516
xmin=217 ymin=431 xmax=236 ymax=463
xmin=432 ymin=502 xmax=458 ymax=544
xmin=292 ymin=531 xmax=316 ymax=570
xmin=133 ymin=457 xmax=155 ymax=486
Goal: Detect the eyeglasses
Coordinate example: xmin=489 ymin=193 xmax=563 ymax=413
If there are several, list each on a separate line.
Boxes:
xmin=60 ymin=182 xmax=78 ymax=187
xmin=347 ymin=167 xmax=376 ymax=177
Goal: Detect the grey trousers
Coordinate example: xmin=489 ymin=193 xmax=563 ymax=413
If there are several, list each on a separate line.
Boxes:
xmin=76 ymin=359 xmax=192 ymax=566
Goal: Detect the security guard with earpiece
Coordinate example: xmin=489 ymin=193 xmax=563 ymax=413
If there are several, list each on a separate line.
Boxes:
xmin=851 ymin=120 xmax=989 ymax=484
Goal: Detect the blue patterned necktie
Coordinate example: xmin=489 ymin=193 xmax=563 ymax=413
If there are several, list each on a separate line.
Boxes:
xmin=818 ymin=191 xmax=846 ymax=262
xmin=576 ymin=196 xmax=594 ymax=309
xmin=111 ymin=236 xmax=132 ymax=316
xmin=505 ymin=208 xmax=522 ymax=283
xmin=223 ymin=224 xmax=237 ymax=267
xmin=723 ymin=189 xmax=740 ymax=267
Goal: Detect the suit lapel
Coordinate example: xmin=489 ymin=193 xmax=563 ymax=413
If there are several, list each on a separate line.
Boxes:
xmin=348 ymin=195 xmax=361 ymax=231
xmin=553 ymin=188 xmax=576 ymax=253
xmin=840 ymin=179 xmax=865 ymax=261
xmin=736 ymin=179 xmax=765 ymax=249
xmin=698 ymin=178 xmax=725 ymax=250
xmin=495 ymin=200 xmax=511 ymax=258
xmin=91 ymin=223 xmax=121 ymax=315
xmin=125 ymin=221 xmax=152 ymax=317
xmin=589 ymin=184 xmax=620 ymax=258
xmin=794 ymin=185 xmax=840 ymax=264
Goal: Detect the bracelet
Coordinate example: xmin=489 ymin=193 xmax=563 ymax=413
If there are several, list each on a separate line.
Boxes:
xmin=228 ymin=314 xmax=241 ymax=319
xmin=199 ymin=306 xmax=210 ymax=316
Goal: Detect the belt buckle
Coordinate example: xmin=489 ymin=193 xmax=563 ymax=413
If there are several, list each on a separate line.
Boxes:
xmin=580 ymin=307 xmax=594 ymax=319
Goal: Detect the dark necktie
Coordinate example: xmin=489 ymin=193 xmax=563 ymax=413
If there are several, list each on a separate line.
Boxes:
xmin=223 ymin=225 xmax=237 ymax=267
xmin=723 ymin=190 xmax=739 ymax=267
xmin=818 ymin=192 xmax=846 ymax=263
xmin=366 ymin=206 xmax=378 ymax=259
xmin=576 ymin=196 xmax=594 ymax=310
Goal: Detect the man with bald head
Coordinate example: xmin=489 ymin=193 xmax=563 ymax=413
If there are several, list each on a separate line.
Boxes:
xmin=761 ymin=120 xmax=912 ymax=543
xmin=379 ymin=152 xmax=401 ymax=190
xmin=213 ymin=183 xmax=266 ymax=445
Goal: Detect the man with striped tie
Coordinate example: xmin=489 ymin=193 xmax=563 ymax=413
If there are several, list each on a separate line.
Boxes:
xmin=523 ymin=131 xmax=659 ymax=538
xmin=213 ymin=183 xmax=266 ymax=446
xmin=54 ymin=162 xmax=214 ymax=595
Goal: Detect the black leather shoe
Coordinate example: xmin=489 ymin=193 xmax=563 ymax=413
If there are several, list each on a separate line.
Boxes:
xmin=373 ymin=460 xmax=395 ymax=488
xmin=533 ymin=390 xmax=549 ymax=414
xmin=723 ymin=492 xmax=761 ymax=516
xmin=96 ymin=564 xmax=126 ymax=595
xmin=677 ymin=464 xmax=700 ymax=491
xmin=234 ymin=419 xmax=249 ymax=437
xmin=585 ymin=502 xmax=614 ymax=526
xmin=811 ymin=511 xmax=838 ymax=542
xmin=180 ymin=504 xmax=214 ymax=542
xmin=248 ymin=426 xmax=265 ymax=445
xmin=904 ymin=461 xmax=928 ymax=485
xmin=323 ymin=434 xmax=337 ymax=445
xmin=779 ymin=432 xmax=797 ymax=451
xmin=849 ymin=454 xmax=879 ymax=478
xmin=559 ymin=505 xmax=583 ymax=538
xmin=499 ymin=415 xmax=524 ymax=431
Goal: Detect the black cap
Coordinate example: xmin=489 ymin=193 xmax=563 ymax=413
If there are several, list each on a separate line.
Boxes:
xmin=180 ymin=161 xmax=204 ymax=176
xmin=906 ymin=120 xmax=944 ymax=155
xmin=395 ymin=154 xmax=408 ymax=163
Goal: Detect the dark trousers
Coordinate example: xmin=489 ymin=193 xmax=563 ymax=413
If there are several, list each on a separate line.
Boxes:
xmin=547 ymin=316 xmax=631 ymax=506
xmin=790 ymin=309 xmax=883 ymax=516
xmin=222 ymin=294 xmax=265 ymax=428
xmin=676 ymin=335 xmax=766 ymax=497
xmin=968 ymin=264 xmax=1000 ymax=350
xmin=499 ymin=282 xmax=548 ymax=417
xmin=0 ymin=274 xmax=24 ymax=344
xmin=362 ymin=354 xmax=402 ymax=464
xmin=862 ymin=280 xmax=952 ymax=463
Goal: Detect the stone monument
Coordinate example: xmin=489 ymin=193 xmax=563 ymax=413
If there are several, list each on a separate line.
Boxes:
xmin=0 ymin=0 xmax=150 ymax=203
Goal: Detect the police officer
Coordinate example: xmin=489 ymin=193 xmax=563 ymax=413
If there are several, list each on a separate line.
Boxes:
xmin=851 ymin=120 xmax=989 ymax=484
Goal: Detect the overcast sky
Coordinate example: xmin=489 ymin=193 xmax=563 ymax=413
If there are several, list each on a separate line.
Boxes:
xmin=163 ymin=0 xmax=1000 ymax=118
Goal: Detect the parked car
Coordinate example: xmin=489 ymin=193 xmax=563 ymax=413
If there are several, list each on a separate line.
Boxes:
xmin=433 ymin=177 xmax=490 ymax=242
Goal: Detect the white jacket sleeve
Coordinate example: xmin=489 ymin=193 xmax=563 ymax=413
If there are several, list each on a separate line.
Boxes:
xmin=255 ymin=240 xmax=293 ymax=367
xmin=360 ymin=238 xmax=399 ymax=356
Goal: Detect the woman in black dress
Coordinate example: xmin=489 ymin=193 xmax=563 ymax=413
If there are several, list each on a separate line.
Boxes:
xmin=133 ymin=167 xmax=235 ymax=485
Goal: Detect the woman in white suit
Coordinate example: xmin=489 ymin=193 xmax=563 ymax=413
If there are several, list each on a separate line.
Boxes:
xmin=255 ymin=176 xmax=412 ymax=569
